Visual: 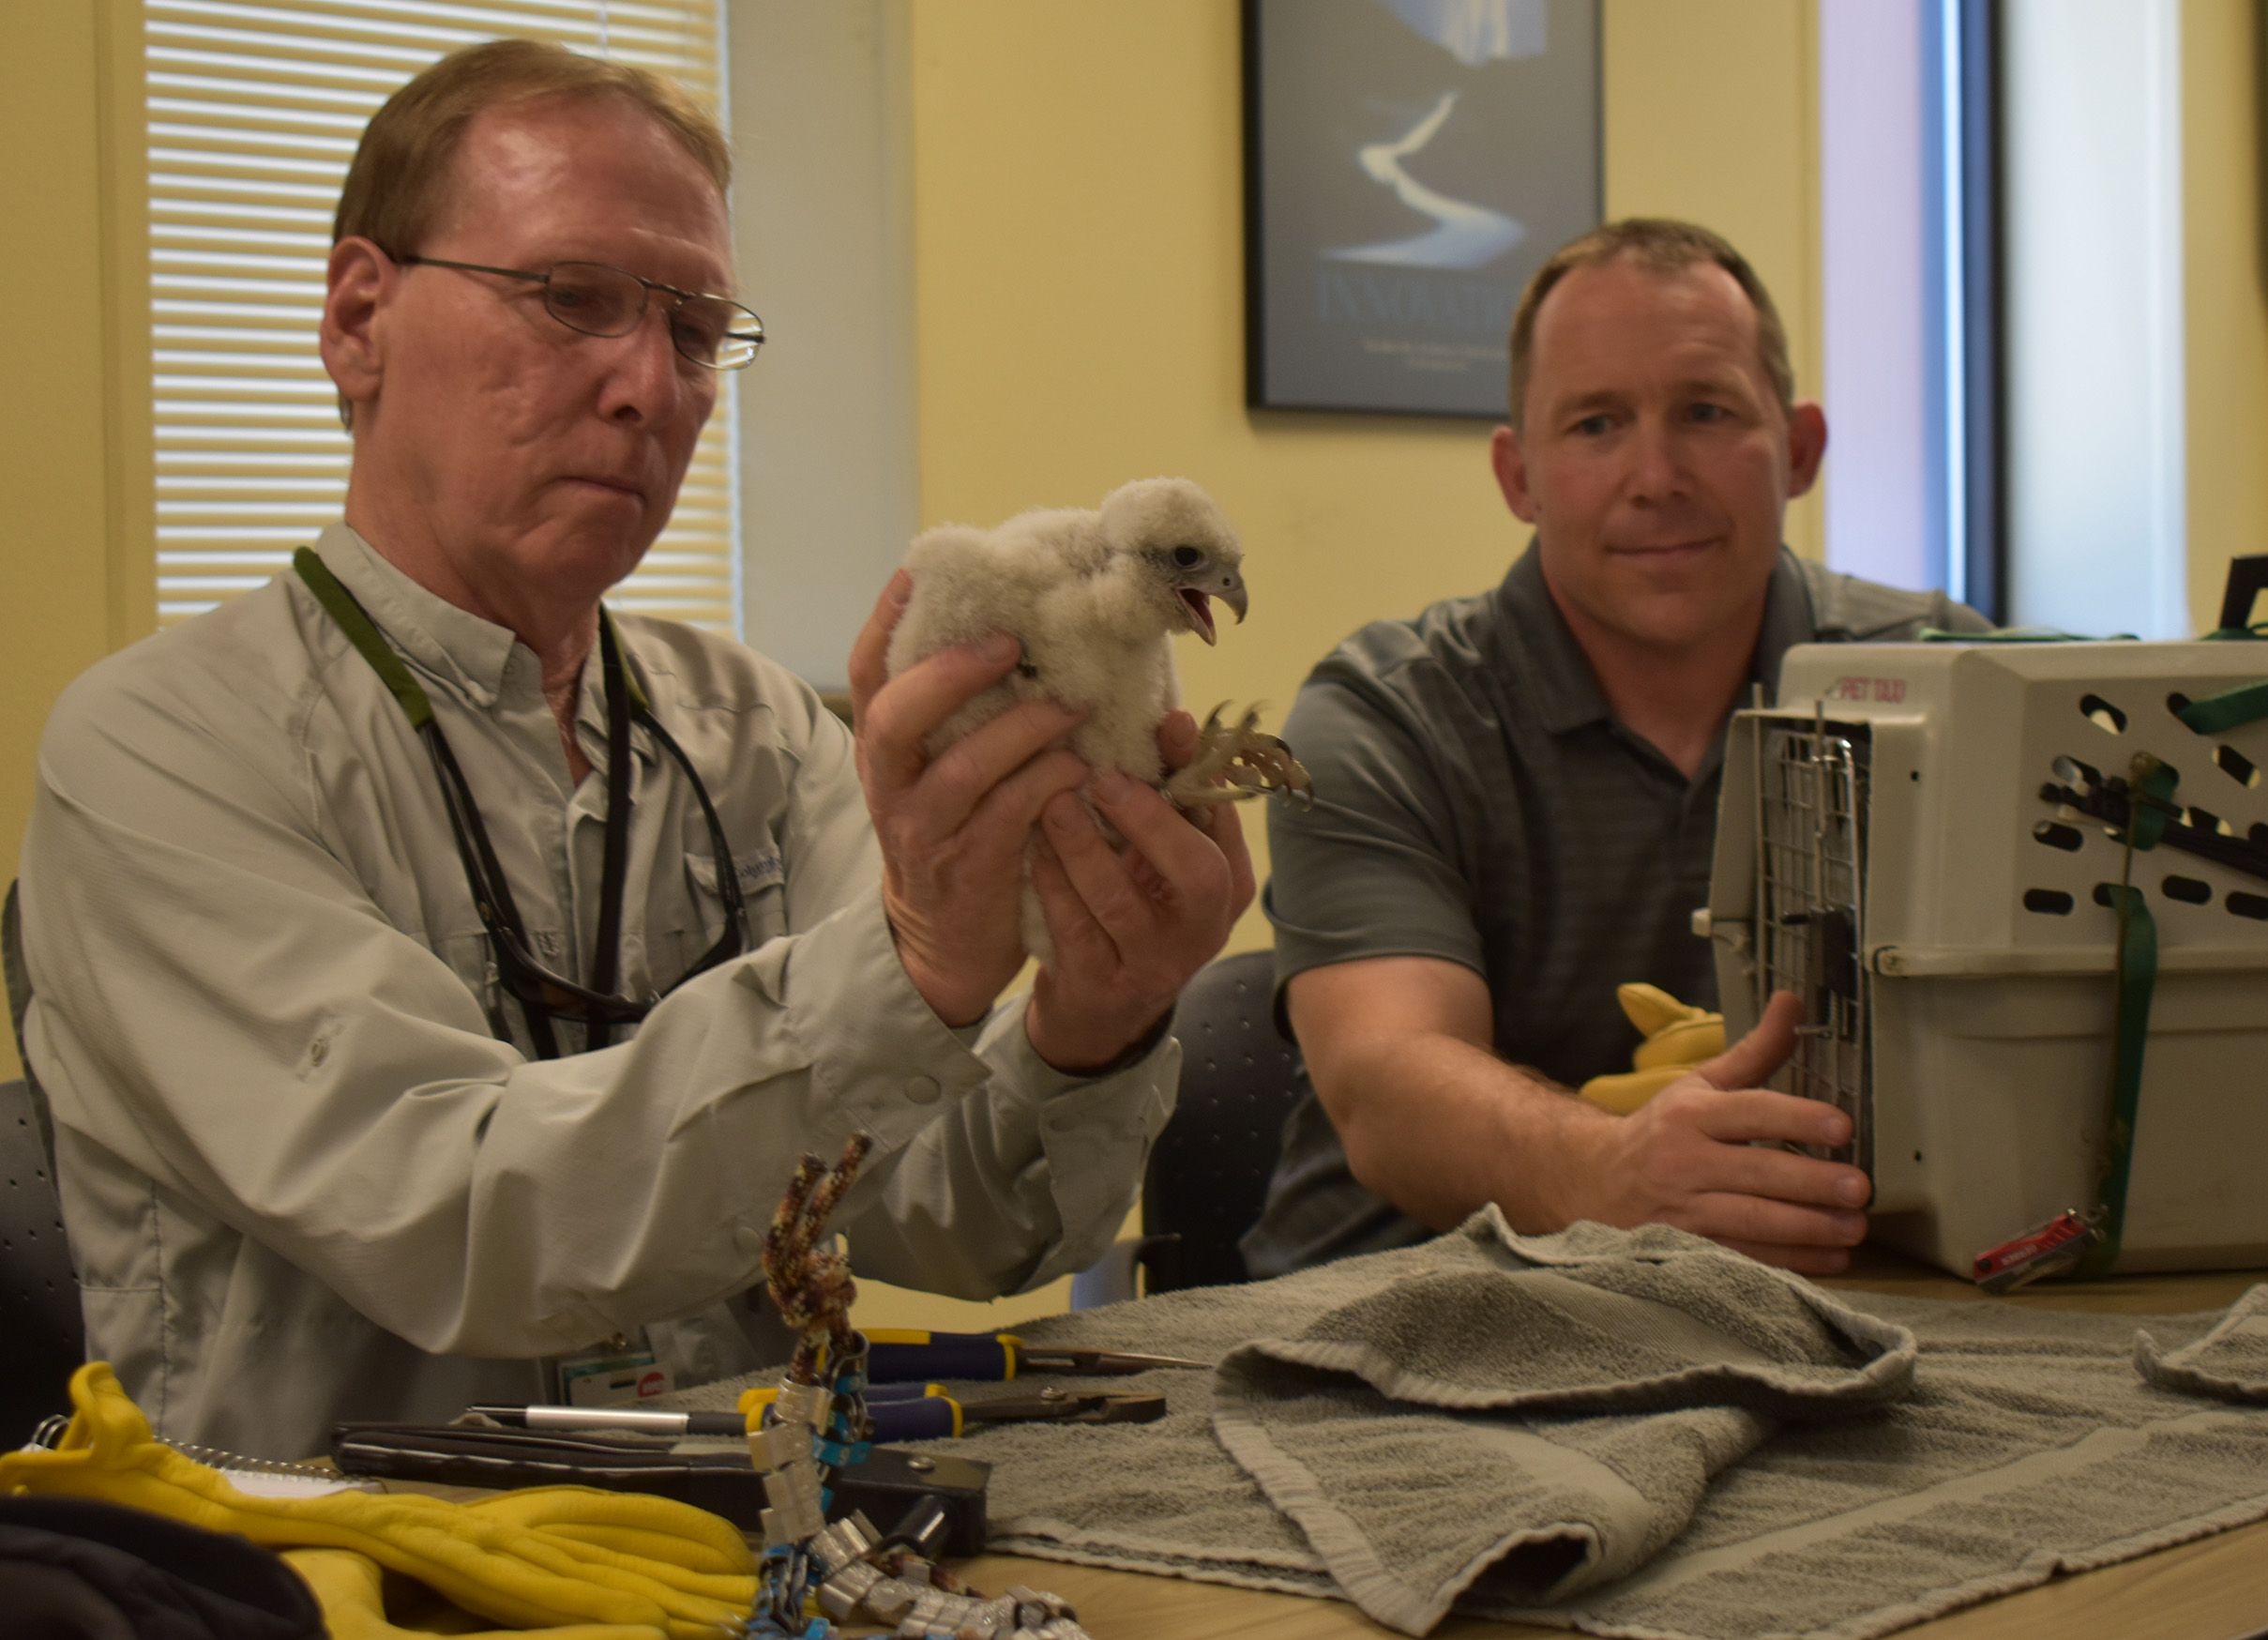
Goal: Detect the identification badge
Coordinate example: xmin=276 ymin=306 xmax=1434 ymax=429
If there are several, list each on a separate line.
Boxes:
xmin=556 ymin=1335 xmax=673 ymax=1407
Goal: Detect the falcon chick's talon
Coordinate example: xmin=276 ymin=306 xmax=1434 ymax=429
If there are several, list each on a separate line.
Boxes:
xmin=1165 ymin=703 xmax=1313 ymax=811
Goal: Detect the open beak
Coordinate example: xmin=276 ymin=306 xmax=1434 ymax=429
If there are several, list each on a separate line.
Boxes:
xmin=1178 ymin=570 xmax=1247 ymax=646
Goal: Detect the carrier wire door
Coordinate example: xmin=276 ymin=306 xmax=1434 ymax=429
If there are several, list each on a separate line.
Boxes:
xmin=1754 ymin=714 xmax=1872 ymax=1177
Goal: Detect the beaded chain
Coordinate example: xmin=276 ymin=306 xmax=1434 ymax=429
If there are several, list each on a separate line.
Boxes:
xmin=764 ymin=1135 xmax=873 ymax=1388
xmin=746 ymin=1135 xmax=1094 ymax=1640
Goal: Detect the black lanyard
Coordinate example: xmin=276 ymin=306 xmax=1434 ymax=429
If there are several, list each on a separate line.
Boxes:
xmin=293 ymin=547 xmax=749 ymax=1057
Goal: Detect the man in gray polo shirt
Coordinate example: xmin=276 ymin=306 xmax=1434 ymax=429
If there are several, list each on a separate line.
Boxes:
xmin=1245 ymin=219 xmax=1988 ymax=1281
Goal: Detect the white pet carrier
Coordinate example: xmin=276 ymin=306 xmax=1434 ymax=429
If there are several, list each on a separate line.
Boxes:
xmin=1703 ymin=640 xmax=2268 ymax=1276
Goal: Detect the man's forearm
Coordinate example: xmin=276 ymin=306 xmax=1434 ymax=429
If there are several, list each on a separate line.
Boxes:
xmin=850 ymin=1005 xmax=1176 ymax=1298
xmin=1294 ymin=962 xmax=1866 ymax=1268
xmin=1319 ymin=1029 xmax=1618 ymax=1234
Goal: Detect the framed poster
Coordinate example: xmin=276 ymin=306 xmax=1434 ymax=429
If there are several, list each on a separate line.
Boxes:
xmin=1244 ymin=0 xmax=1601 ymax=418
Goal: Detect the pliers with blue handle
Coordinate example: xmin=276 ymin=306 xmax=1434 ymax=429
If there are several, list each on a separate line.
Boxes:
xmin=739 ymin=1381 xmax=1166 ymax=1441
xmin=860 ymin=1329 xmax=1209 ymax=1383
xmin=476 ymin=1380 xmax=1172 ymax=1446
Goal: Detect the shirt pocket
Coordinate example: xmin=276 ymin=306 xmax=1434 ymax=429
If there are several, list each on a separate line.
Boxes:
xmin=683 ymin=847 xmax=787 ymax=952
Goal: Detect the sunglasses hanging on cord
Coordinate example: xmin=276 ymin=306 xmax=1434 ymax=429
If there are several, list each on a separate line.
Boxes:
xmin=293 ymin=547 xmax=750 ymax=1057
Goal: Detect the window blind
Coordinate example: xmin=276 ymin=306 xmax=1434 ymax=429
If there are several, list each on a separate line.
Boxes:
xmin=146 ymin=0 xmax=739 ymax=632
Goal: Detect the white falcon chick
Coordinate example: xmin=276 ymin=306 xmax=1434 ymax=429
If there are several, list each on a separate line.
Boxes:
xmin=885 ymin=476 xmax=1291 ymax=958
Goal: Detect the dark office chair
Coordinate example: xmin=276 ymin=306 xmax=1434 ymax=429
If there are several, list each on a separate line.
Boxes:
xmin=1139 ymin=948 xmax=1306 ymax=1293
xmin=4 ymin=881 xmax=83 ymax=1444
xmin=4 ymin=881 xmax=52 ymax=1171
xmin=2 ymin=1076 xmax=82 ymax=1445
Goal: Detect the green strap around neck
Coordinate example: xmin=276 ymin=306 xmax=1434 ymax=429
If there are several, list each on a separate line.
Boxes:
xmin=598 ymin=606 xmax=652 ymax=716
xmin=293 ymin=547 xmax=435 ymax=731
xmin=295 ymin=545 xmax=652 ymax=723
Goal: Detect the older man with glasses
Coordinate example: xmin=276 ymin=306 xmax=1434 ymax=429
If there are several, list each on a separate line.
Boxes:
xmin=17 ymin=39 xmax=1248 ymax=1458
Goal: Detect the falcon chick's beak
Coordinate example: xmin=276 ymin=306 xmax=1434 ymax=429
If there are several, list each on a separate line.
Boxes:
xmin=1177 ymin=565 xmax=1247 ymax=646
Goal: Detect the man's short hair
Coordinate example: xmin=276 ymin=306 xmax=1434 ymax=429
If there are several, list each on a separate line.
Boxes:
xmin=1504 ymin=219 xmax=1795 ymax=430
xmin=335 ymin=38 xmax=730 ymax=256
xmin=329 ymin=38 xmax=731 ymax=430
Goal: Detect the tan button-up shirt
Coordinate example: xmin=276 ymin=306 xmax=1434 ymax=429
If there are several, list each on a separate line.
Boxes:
xmin=21 ymin=524 xmax=1174 ymax=1459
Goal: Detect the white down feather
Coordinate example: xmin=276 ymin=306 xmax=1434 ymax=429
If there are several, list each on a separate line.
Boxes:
xmin=884 ymin=476 xmax=1246 ymax=960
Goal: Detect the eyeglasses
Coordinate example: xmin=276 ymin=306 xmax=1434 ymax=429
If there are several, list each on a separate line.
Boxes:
xmin=394 ymin=253 xmax=765 ymax=370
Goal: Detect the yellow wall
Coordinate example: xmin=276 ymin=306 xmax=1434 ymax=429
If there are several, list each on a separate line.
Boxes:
xmin=3 ymin=0 xmax=2259 ymax=1335
xmin=2184 ymin=0 xmax=2268 ymax=633
xmin=0 ymin=5 xmax=154 ymax=1082
xmin=3 ymin=0 xmax=2259 ymax=1051
xmin=907 ymin=0 xmax=1824 ymax=957
xmin=1604 ymin=0 xmax=1822 ymax=565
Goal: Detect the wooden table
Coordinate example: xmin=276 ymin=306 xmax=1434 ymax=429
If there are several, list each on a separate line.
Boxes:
xmin=953 ymin=1251 xmax=2268 ymax=1640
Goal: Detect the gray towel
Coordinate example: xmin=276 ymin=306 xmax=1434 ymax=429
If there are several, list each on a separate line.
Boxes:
xmin=668 ymin=1213 xmax=2268 ymax=1640
xmin=1208 ymin=1217 xmax=1916 ymax=1632
xmin=2135 ymin=1282 xmax=2268 ymax=1402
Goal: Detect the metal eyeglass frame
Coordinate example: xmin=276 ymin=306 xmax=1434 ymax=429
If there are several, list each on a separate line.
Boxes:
xmin=391 ymin=251 xmax=765 ymax=370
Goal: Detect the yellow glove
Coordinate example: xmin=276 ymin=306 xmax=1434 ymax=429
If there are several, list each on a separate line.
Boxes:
xmin=1576 ymin=984 xmax=1725 ymax=1115
xmin=0 ymin=1363 xmax=755 ymax=1638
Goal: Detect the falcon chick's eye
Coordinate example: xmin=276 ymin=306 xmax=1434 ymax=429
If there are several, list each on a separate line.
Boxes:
xmin=1172 ymin=545 xmax=1206 ymax=569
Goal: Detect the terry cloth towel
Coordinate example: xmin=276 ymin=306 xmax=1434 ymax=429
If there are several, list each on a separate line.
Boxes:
xmin=669 ymin=1213 xmax=2268 ymax=1640
xmin=2135 ymin=1282 xmax=2268 ymax=1402
xmin=1207 ymin=1218 xmax=1916 ymax=1632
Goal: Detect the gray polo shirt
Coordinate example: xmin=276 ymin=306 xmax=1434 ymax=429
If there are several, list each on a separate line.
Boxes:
xmin=1244 ymin=545 xmax=1988 ymax=1278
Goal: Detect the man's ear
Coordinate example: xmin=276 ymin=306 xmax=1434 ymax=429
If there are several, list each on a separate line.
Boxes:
xmin=1785 ymin=401 xmax=1828 ymax=499
xmin=1489 ymin=424 xmax=1540 ymax=524
xmin=320 ymin=236 xmax=391 ymax=421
